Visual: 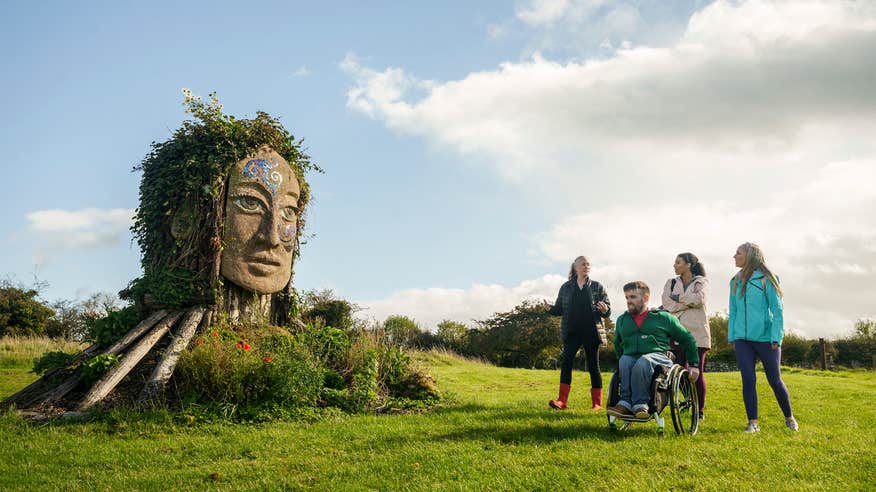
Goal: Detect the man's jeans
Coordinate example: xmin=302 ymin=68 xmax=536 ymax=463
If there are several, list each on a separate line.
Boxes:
xmin=618 ymin=353 xmax=673 ymax=410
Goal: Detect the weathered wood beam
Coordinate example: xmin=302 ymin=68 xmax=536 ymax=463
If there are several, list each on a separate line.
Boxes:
xmin=76 ymin=311 xmax=182 ymax=412
xmin=22 ymin=310 xmax=171 ymax=409
xmin=138 ymin=307 xmax=206 ymax=404
xmin=104 ymin=310 xmax=168 ymax=355
xmin=1 ymin=344 xmax=99 ymax=408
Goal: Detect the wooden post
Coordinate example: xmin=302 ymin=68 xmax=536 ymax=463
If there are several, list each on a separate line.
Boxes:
xmin=819 ymin=338 xmax=827 ymax=370
xmin=138 ymin=307 xmax=206 ymax=404
xmin=77 ymin=311 xmax=182 ymax=412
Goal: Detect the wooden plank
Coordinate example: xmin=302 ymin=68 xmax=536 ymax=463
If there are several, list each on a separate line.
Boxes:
xmin=104 ymin=309 xmax=168 ymax=355
xmin=35 ymin=310 xmax=171 ymax=407
xmin=76 ymin=311 xmax=182 ymax=412
xmin=138 ymin=307 xmax=206 ymax=404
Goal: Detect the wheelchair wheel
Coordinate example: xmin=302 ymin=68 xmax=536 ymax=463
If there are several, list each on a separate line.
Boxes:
xmin=606 ymin=372 xmax=621 ymax=430
xmin=669 ymin=366 xmax=699 ymax=436
xmin=605 ymin=372 xmax=632 ymax=431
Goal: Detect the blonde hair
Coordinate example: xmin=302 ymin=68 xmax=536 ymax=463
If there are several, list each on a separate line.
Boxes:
xmin=734 ymin=242 xmax=783 ymax=297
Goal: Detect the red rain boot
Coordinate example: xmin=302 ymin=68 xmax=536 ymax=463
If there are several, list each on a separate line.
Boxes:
xmin=549 ymin=383 xmax=571 ymax=410
xmin=590 ymin=387 xmax=603 ymax=411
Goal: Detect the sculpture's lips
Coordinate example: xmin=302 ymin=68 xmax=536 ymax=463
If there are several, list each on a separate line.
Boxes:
xmin=247 ymin=256 xmax=283 ymax=267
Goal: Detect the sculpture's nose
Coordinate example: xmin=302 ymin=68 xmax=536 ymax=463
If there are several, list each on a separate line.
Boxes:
xmin=257 ymin=211 xmax=282 ymax=247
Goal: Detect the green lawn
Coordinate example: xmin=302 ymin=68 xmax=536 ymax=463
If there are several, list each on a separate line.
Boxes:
xmin=1 ymin=350 xmax=874 ymax=491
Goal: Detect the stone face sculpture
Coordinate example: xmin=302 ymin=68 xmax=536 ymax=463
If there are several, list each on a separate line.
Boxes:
xmin=221 ymin=146 xmax=300 ymax=295
xmin=1 ymin=97 xmax=318 ymax=414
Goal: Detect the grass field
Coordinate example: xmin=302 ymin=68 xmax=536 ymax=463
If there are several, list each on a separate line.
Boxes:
xmin=1 ymin=345 xmax=875 ymax=491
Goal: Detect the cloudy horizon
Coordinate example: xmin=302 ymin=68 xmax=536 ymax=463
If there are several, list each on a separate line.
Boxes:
xmin=4 ymin=0 xmax=874 ymax=339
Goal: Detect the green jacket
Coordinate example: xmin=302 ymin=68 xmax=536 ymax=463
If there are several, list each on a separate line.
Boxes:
xmin=614 ymin=309 xmax=699 ymax=367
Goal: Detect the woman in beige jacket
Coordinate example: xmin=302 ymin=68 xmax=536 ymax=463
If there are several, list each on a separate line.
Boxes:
xmin=662 ymin=252 xmax=710 ymax=420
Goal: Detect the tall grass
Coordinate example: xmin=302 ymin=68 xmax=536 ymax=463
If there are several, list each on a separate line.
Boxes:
xmin=0 ymin=336 xmax=86 ymax=369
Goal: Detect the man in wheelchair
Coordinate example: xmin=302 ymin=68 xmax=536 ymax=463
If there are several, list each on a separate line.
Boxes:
xmin=607 ymin=281 xmax=700 ymax=419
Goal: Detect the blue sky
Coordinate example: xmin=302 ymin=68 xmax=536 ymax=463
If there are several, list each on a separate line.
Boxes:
xmin=2 ymin=1 xmax=875 ymax=338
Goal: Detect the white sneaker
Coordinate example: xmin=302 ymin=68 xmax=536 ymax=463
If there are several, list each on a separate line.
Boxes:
xmin=744 ymin=422 xmax=760 ymax=433
xmin=786 ymin=418 xmax=799 ymax=432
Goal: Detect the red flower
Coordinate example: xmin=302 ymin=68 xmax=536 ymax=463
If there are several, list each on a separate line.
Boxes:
xmin=235 ymin=341 xmax=243 ymax=349
xmin=242 ymin=343 xmax=251 ymax=351
xmin=262 ymin=356 xmax=273 ymax=363
xmin=211 ymin=331 xmax=219 ymax=337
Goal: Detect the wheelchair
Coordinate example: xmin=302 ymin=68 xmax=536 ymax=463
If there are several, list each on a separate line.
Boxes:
xmin=606 ymin=358 xmax=699 ymax=436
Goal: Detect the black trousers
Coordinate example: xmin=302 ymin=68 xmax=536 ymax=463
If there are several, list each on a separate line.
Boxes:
xmin=560 ymin=331 xmax=602 ymax=388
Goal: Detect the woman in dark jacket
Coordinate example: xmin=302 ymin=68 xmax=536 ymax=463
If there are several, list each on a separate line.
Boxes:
xmin=547 ymin=256 xmax=611 ymax=410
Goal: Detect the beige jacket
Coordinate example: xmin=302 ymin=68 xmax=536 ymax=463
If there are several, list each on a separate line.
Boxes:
xmin=661 ymin=275 xmax=710 ymax=348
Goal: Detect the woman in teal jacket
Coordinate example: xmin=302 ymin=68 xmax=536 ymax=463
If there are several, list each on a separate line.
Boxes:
xmin=729 ymin=242 xmax=798 ymax=432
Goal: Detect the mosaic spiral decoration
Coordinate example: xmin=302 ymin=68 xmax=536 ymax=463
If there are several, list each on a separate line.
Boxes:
xmin=242 ymin=158 xmax=283 ymax=196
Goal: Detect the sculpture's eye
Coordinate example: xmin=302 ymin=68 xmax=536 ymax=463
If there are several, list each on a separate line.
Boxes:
xmin=234 ymin=195 xmax=265 ymax=213
xmin=280 ymin=206 xmax=297 ymax=222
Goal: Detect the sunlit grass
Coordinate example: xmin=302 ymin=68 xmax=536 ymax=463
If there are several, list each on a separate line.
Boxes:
xmin=1 ymin=348 xmax=874 ymax=491
xmin=0 ymin=336 xmax=86 ymax=369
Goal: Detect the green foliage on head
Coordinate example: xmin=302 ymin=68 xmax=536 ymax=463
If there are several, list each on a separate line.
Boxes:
xmin=125 ymin=90 xmax=320 ymax=308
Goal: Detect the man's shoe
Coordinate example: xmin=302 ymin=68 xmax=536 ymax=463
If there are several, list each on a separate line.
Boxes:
xmin=633 ymin=406 xmax=650 ymax=419
xmin=785 ymin=418 xmax=799 ymax=432
xmin=698 ymin=413 xmax=705 ymax=421
xmin=606 ymin=405 xmax=632 ymax=417
xmin=744 ymin=422 xmax=760 ymax=433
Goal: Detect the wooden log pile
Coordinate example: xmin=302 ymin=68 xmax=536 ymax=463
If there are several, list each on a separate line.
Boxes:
xmin=2 ymin=307 xmax=207 ymax=418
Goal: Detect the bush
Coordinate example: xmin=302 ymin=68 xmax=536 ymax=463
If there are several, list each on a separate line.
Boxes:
xmin=781 ymin=334 xmax=817 ymax=367
xmin=834 ymin=336 xmax=876 ymax=368
xmin=31 ymin=351 xmax=74 ymax=375
xmin=176 ymin=328 xmax=322 ymax=409
xmin=85 ymin=306 xmax=141 ymax=348
xmin=81 ymin=354 xmax=120 ymax=386
xmin=174 ymin=322 xmax=439 ymax=419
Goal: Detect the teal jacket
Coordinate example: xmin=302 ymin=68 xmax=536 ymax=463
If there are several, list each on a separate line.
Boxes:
xmin=728 ymin=270 xmax=784 ymax=344
xmin=614 ymin=309 xmax=699 ymax=367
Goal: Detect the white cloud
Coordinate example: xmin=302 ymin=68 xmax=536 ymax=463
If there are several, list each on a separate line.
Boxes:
xmin=26 ymin=208 xmax=134 ymax=247
xmin=293 ymin=65 xmax=311 ymax=77
xmin=342 ymin=0 xmax=876 ymax=339
xmin=533 ymin=159 xmax=876 ymax=338
xmin=356 ymin=274 xmax=565 ymax=331
xmin=516 ymin=0 xmax=576 ymax=27
xmin=342 ymin=0 xmax=876 ymax=180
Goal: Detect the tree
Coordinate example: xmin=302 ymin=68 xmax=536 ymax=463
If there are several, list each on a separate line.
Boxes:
xmin=470 ymin=300 xmax=561 ymax=369
xmin=0 ymin=284 xmax=55 ymax=337
xmin=383 ymin=315 xmax=423 ymax=348
xmin=854 ymin=318 xmax=875 ymax=338
xmin=302 ymin=289 xmax=355 ymax=330
xmin=436 ymin=320 xmax=469 ymax=353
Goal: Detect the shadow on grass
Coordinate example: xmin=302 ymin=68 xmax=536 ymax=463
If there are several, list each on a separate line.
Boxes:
xmin=395 ymin=402 xmax=667 ymax=445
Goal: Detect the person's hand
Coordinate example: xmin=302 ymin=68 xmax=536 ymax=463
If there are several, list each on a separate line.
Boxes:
xmin=688 ymin=367 xmax=700 ymax=382
xmin=771 ymin=342 xmax=779 ymax=351
xmin=596 ymin=301 xmax=608 ymax=314
xmin=542 ymin=300 xmax=552 ymax=311
xmin=730 ymin=342 xmax=734 ymax=349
